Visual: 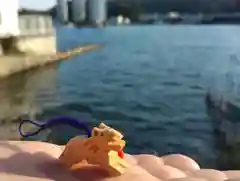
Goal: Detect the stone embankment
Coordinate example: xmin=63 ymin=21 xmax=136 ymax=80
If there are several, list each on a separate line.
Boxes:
xmin=0 ymin=44 xmax=102 ymax=78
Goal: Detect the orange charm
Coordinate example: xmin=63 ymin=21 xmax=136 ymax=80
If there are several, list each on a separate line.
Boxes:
xmin=59 ymin=122 xmax=129 ymax=176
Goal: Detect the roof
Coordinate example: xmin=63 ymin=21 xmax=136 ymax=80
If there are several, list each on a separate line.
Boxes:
xmin=18 ymin=8 xmax=51 ymax=16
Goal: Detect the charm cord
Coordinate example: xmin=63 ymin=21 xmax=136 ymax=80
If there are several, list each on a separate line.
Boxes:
xmin=18 ymin=117 xmax=92 ymax=138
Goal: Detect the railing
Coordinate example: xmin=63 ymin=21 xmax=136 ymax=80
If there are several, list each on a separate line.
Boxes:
xmin=18 ymin=14 xmax=54 ymax=36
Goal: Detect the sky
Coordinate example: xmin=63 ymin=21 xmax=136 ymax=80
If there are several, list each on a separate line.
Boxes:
xmin=19 ymin=0 xmax=56 ymax=10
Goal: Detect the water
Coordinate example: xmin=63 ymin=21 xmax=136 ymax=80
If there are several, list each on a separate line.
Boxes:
xmin=1 ymin=25 xmax=240 ymax=169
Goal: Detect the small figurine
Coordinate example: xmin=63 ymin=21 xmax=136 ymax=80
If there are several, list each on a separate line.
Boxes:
xmin=59 ymin=122 xmax=129 ymax=176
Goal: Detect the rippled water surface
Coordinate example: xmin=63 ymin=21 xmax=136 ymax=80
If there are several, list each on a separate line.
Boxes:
xmin=1 ymin=25 xmax=240 ymax=169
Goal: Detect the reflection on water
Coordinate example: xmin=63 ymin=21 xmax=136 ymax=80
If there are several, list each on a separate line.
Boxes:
xmin=205 ymin=91 xmax=240 ymax=169
xmin=0 ymin=65 xmax=59 ymax=140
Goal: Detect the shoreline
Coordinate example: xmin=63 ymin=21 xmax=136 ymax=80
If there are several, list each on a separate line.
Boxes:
xmin=0 ymin=44 xmax=102 ymax=78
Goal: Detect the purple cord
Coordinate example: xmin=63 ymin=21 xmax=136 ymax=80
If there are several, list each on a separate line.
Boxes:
xmin=18 ymin=117 xmax=92 ymax=138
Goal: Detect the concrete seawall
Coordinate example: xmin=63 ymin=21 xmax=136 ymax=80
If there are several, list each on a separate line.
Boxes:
xmin=17 ymin=34 xmax=56 ymax=55
xmin=0 ymin=44 xmax=102 ymax=78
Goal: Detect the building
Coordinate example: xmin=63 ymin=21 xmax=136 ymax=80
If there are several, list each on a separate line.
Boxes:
xmin=56 ymin=0 xmax=69 ymax=24
xmin=0 ymin=0 xmax=20 ymax=38
xmin=0 ymin=0 xmax=56 ymax=56
xmin=0 ymin=0 xmax=100 ymax=79
xmin=71 ymin=0 xmax=87 ymax=24
xmin=17 ymin=11 xmax=56 ymax=55
xmin=87 ymin=0 xmax=107 ymax=26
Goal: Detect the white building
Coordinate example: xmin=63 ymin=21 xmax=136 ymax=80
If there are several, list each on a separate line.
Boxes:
xmin=0 ymin=0 xmax=56 ymax=56
xmin=0 ymin=0 xmax=20 ymax=38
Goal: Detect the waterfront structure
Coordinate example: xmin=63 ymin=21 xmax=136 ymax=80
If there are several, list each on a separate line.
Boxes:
xmin=72 ymin=0 xmax=87 ymax=24
xmin=56 ymin=0 xmax=69 ymax=24
xmin=88 ymin=0 xmax=107 ymax=26
xmin=0 ymin=0 xmax=56 ymax=71
xmin=0 ymin=0 xmax=100 ymax=79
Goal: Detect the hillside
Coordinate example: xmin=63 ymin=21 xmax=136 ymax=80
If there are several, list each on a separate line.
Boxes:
xmin=48 ymin=0 xmax=240 ymax=21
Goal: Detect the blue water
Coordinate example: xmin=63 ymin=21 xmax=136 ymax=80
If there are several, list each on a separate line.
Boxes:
xmin=1 ymin=25 xmax=240 ymax=169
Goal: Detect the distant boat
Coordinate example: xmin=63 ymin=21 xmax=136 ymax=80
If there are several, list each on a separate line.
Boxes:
xmin=123 ymin=17 xmax=131 ymax=25
xmin=163 ymin=12 xmax=183 ymax=24
xmin=107 ymin=15 xmax=131 ymax=25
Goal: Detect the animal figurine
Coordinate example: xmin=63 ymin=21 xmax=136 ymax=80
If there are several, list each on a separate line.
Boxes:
xmin=59 ymin=122 xmax=129 ymax=176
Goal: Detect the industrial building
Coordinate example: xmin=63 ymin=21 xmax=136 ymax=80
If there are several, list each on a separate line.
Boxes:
xmin=87 ymin=0 xmax=107 ymax=26
xmin=71 ymin=0 xmax=87 ymax=24
xmin=56 ymin=0 xmax=108 ymax=27
xmin=56 ymin=0 xmax=69 ymax=24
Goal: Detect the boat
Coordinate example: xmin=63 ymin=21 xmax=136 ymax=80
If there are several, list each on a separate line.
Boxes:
xmin=107 ymin=15 xmax=131 ymax=26
xmin=163 ymin=12 xmax=183 ymax=24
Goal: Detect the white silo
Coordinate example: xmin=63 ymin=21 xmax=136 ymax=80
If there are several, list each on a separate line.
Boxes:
xmin=56 ymin=0 xmax=69 ymax=23
xmin=88 ymin=0 xmax=107 ymax=26
xmin=72 ymin=0 xmax=87 ymax=24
